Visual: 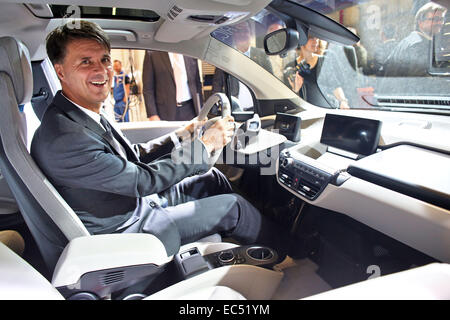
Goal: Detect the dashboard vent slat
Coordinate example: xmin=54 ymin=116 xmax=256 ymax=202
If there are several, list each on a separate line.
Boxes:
xmin=376 ymin=96 xmax=450 ymax=110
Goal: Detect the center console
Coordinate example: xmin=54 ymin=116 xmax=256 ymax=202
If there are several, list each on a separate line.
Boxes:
xmin=278 ymin=151 xmax=333 ymax=200
xmin=175 ymin=245 xmax=279 ymax=279
xmin=52 ymin=234 xmax=282 ymax=300
xmin=277 ymin=147 xmax=352 ymax=201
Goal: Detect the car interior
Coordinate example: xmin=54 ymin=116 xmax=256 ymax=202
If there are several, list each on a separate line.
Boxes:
xmin=0 ymin=0 xmax=449 ymax=301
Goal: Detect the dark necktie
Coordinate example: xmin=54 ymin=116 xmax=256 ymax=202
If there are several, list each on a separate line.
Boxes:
xmin=100 ymin=114 xmax=129 ymax=159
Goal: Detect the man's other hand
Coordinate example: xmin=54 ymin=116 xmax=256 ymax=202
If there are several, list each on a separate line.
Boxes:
xmin=148 ymin=115 xmax=161 ymax=121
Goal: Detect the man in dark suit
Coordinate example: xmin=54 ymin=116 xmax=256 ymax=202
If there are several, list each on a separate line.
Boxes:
xmin=32 ymin=21 xmax=288 ymax=257
xmin=142 ymin=51 xmax=203 ymax=121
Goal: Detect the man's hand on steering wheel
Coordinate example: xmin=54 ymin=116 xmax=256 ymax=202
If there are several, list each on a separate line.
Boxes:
xmin=200 ymin=115 xmax=235 ymax=155
xmin=174 ymin=118 xmax=207 ymax=142
xmin=173 ymin=92 xmax=233 ymax=161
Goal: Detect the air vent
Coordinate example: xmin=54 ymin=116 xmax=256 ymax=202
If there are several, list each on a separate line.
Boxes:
xmin=100 ymin=270 xmax=125 ymax=286
xmin=296 ymin=179 xmax=321 ymax=200
xmin=167 ymin=5 xmax=183 ymax=20
xmin=376 ymin=96 xmax=450 ymax=110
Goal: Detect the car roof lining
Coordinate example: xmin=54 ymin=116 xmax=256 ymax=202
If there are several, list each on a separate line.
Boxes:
xmin=0 ymin=0 xmax=270 ymax=61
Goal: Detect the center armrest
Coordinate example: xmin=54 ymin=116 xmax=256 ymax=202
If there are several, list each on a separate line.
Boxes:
xmin=52 ymin=233 xmax=172 ymax=298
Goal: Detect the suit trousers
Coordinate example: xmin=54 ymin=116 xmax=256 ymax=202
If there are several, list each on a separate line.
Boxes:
xmin=119 ymin=167 xmax=288 ymax=258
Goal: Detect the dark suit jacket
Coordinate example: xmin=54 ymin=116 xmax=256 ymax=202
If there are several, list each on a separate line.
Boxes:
xmin=31 ymin=91 xmax=211 ymax=234
xmin=142 ymin=51 xmax=203 ymax=121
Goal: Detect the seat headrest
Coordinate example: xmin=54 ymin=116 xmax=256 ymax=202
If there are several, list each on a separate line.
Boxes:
xmin=0 ymin=37 xmax=32 ymax=105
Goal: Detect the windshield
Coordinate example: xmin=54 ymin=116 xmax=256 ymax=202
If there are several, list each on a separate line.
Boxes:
xmin=212 ymin=0 xmax=450 ymax=114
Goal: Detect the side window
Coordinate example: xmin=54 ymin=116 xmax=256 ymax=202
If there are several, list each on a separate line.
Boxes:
xmin=430 ymin=9 xmax=450 ymax=76
xmin=211 ymin=10 xmax=289 ymax=86
xmin=108 ymin=49 xmax=208 ymax=123
xmin=211 ymin=68 xmax=255 ymax=113
xmin=107 ymin=49 xmax=255 ymax=122
xmin=108 ymin=49 xmax=146 ymax=122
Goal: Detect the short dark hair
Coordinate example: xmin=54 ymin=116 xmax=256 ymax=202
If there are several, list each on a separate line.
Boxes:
xmin=46 ymin=20 xmax=111 ymax=65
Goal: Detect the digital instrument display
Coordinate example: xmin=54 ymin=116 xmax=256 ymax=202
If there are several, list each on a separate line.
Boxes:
xmin=320 ymin=114 xmax=382 ymax=156
xmin=274 ymin=113 xmax=301 ymax=142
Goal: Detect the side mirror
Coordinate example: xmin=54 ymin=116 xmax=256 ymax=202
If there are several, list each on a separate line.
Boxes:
xmin=263 ymin=28 xmax=299 ymax=56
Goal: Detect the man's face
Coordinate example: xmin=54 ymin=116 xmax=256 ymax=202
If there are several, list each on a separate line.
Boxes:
xmin=304 ymin=37 xmax=319 ymax=53
xmin=419 ymin=11 xmax=445 ymax=36
xmin=113 ymin=61 xmax=122 ymax=74
xmin=53 ymin=38 xmax=113 ymax=111
xmin=234 ymin=24 xmax=252 ymax=53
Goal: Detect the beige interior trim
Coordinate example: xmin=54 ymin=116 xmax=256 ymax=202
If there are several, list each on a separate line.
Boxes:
xmin=146 ymin=264 xmax=283 ymax=300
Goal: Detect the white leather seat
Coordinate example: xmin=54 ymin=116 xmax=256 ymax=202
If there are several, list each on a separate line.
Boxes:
xmin=0 ymin=36 xmax=90 ymax=271
xmin=0 ymin=241 xmax=63 ymax=300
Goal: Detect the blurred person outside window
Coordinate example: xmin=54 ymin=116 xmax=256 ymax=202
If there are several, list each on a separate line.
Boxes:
xmin=383 ymin=2 xmax=447 ymax=77
xmin=112 ymin=60 xmax=130 ymax=122
xmin=287 ymin=36 xmax=351 ymax=109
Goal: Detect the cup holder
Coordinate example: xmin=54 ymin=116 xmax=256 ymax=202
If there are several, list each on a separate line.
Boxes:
xmin=123 ymin=293 xmax=147 ymax=300
xmin=246 ymin=246 xmax=274 ymax=261
xmin=218 ymin=250 xmax=235 ymax=264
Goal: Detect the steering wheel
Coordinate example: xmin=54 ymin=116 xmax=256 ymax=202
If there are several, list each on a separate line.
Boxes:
xmin=196 ymin=92 xmax=231 ymax=121
xmin=196 ymin=92 xmax=232 ymax=164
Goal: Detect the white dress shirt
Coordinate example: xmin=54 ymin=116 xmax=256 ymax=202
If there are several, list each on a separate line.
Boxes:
xmin=168 ymin=52 xmax=192 ymax=103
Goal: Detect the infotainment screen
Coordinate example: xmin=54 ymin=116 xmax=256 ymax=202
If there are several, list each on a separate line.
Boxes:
xmin=320 ymin=114 xmax=382 ymax=156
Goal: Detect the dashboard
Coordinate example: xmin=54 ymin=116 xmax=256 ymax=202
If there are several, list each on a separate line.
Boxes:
xmin=276 ymin=113 xmax=450 ymax=263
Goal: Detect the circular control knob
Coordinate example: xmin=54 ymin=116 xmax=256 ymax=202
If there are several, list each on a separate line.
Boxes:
xmin=281 ymin=157 xmax=293 ymax=168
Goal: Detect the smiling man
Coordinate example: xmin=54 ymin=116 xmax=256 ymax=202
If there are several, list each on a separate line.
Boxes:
xmin=31 ymin=21 xmax=288 ymax=259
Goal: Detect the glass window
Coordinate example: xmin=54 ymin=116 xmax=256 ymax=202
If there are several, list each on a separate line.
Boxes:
xmin=212 ymin=1 xmax=449 ymax=113
xmin=210 ymin=69 xmax=255 ymax=112
xmin=291 ymin=0 xmax=449 ymax=112
xmin=107 ymin=49 xmax=228 ymax=123
xmin=211 ymin=10 xmax=296 ymax=89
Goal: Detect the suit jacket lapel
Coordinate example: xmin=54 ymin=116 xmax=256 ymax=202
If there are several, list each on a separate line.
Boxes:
xmin=161 ymin=52 xmax=175 ymax=83
xmin=53 ymin=91 xmax=106 ymax=138
xmin=102 ymin=114 xmax=140 ymax=161
xmin=53 ymin=91 xmax=138 ymax=160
